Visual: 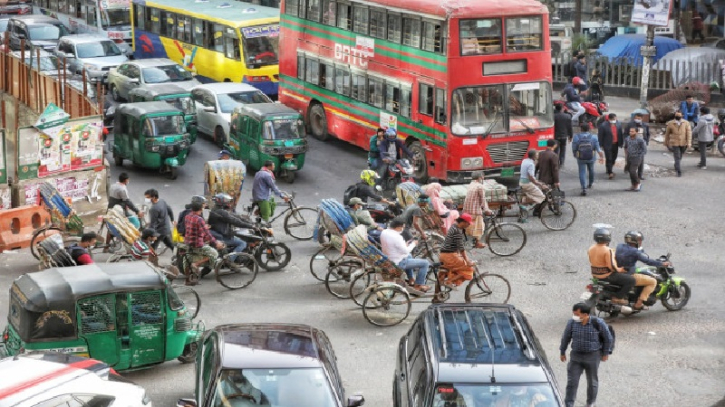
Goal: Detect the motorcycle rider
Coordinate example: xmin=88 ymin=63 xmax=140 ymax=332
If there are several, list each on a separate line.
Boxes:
xmin=346 ymin=170 xmax=391 ymax=205
xmin=587 ymin=228 xmax=635 ymax=305
xmin=615 ymin=231 xmax=671 ymax=311
xmin=563 ymin=77 xmax=587 ymax=124
xmin=208 ymin=193 xmax=255 ymax=263
xmin=376 ymin=128 xmax=415 ymax=187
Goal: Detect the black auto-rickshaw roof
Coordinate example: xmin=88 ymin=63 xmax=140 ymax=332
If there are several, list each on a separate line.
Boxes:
xmin=12 ymin=262 xmax=166 ymax=312
xmin=128 ymin=84 xmax=191 ymax=100
xmin=232 ymin=103 xmax=301 ymax=121
xmin=116 ymin=101 xmax=184 ymax=118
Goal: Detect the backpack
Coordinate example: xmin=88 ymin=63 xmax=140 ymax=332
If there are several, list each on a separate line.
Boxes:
xmin=343 ymin=184 xmax=359 ymax=206
xmin=576 ymin=133 xmax=594 ymax=161
xmin=177 ymin=208 xmax=190 ymax=236
xmin=592 ymin=317 xmax=616 ymax=354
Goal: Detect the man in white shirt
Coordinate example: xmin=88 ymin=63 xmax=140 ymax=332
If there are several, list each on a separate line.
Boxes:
xmin=380 ymin=219 xmax=430 ymax=293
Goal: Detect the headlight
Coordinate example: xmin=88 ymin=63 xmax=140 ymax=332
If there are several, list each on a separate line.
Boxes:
xmin=83 ymin=63 xmax=100 ymax=71
xmin=461 ymin=157 xmax=483 ymax=169
xmin=150 ymin=145 xmax=160 ymax=152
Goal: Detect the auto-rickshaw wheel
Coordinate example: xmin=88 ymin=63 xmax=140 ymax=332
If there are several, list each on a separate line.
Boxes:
xmin=177 ymin=342 xmax=198 ymax=364
xmin=283 ymin=170 xmax=295 ymax=183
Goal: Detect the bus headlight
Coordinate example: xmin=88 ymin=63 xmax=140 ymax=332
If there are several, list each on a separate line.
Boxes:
xmin=460 ymin=157 xmax=483 ymax=169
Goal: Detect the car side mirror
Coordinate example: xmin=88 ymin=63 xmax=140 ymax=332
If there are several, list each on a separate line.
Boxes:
xmin=347 ymin=394 xmax=365 ymax=407
xmin=176 ymin=398 xmax=197 ymax=407
xmin=203 ymin=106 xmax=216 ymax=113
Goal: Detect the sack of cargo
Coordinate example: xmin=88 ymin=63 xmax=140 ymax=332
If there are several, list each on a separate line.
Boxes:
xmin=482 ymin=179 xmax=508 ymax=202
xmin=436 ymin=185 xmax=468 ymax=207
xmin=104 ymin=206 xmax=141 ymax=245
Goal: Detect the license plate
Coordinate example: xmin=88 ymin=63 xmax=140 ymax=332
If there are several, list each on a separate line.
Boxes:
xmin=580 ymin=291 xmax=592 ymax=301
xmin=284 ymin=154 xmax=293 ymax=159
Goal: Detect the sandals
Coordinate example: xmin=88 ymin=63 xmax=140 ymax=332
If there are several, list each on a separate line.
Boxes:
xmin=186 ymin=265 xmax=200 ymax=286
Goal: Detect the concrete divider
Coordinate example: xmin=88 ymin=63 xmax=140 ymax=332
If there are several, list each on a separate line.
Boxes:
xmin=0 ymin=205 xmax=51 ymax=252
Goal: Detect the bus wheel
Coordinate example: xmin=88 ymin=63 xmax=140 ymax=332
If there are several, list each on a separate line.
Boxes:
xmin=409 ymin=141 xmax=429 ymax=183
xmin=308 ymin=104 xmax=330 ymax=141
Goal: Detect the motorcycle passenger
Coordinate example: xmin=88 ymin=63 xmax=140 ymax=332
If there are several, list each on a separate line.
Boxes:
xmin=615 ymin=231 xmax=671 ymax=311
xmin=563 ymin=77 xmax=587 ymax=124
xmin=183 ymin=201 xmax=224 ymax=285
xmin=587 ymin=228 xmax=635 ymax=305
xmin=376 ymin=128 xmax=415 ymax=187
xmin=176 ymin=195 xmax=208 ymax=240
xmin=67 ymin=232 xmax=98 ymax=265
xmin=399 ymin=194 xmax=430 ymax=241
xmin=368 ymin=127 xmax=384 ymax=169
xmin=348 ymin=197 xmax=384 ymax=243
xmin=208 ymin=193 xmax=255 ymax=263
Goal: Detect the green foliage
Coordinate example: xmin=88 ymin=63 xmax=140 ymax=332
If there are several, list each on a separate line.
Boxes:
xmin=572 ymin=34 xmax=594 ymax=55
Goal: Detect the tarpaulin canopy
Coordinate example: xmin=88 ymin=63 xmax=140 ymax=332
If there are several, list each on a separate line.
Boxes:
xmin=595 ymin=34 xmax=683 ymax=66
xmin=653 ymin=47 xmax=725 ymax=87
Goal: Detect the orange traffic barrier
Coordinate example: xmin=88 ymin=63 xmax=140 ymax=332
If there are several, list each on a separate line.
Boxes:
xmin=0 ymin=205 xmax=51 ymax=252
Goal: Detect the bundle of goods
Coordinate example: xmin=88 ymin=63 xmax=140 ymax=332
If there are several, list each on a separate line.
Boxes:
xmin=431 ymin=180 xmax=509 ymax=209
xmin=39 ymin=182 xmax=84 ymax=233
xmin=344 ymin=225 xmax=402 ymax=280
xmin=483 ymin=179 xmax=509 ymax=202
xmin=204 ymin=160 xmax=246 ymax=204
xmin=314 ymin=199 xmax=355 ymax=246
xmin=104 ymin=206 xmax=141 ymax=246
xmin=395 ymin=182 xmax=422 ymax=207
xmin=37 ymin=234 xmax=76 ymax=268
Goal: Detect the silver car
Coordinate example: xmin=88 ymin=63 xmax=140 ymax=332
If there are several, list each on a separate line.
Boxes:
xmin=106 ymin=58 xmax=201 ymax=102
xmin=54 ymin=34 xmax=128 ymax=83
xmin=191 ymin=83 xmax=272 ymax=146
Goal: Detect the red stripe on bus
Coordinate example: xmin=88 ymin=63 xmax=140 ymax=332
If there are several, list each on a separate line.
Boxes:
xmin=0 ymin=359 xmax=101 ymax=399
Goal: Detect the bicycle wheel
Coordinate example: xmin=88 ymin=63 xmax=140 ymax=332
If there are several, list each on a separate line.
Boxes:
xmin=309 ymin=246 xmax=342 ymax=282
xmin=540 ymin=200 xmax=577 ymax=231
xmin=283 ymin=207 xmax=318 ymax=240
xmin=31 ymin=227 xmax=79 ymax=260
xmin=216 ymin=253 xmax=259 ymax=290
xmin=350 ymin=269 xmax=374 ymax=307
xmin=324 ymin=259 xmax=363 ymax=299
xmin=362 ymin=285 xmax=411 ymax=327
xmin=255 ymin=242 xmax=291 ymax=271
xmin=465 ymin=273 xmax=511 ymax=304
xmin=485 ymin=222 xmax=527 ymax=257
xmin=172 ymin=285 xmax=201 ymax=319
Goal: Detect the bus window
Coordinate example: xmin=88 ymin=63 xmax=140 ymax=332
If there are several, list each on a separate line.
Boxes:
xmin=352 ymin=5 xmax=368 ymax=35
xmin=435 ymin=88 xmax=446 ymax=124
xmin=368 ymin=76 xmax=383 ymax=108
xmin=192 ymin=18 xmax=204 ymax=46
xmin=150 ymin=8 xmax=160 ymax=34
xmin=505 ymin=17 xmax=542 ymax=52
xmin=402 ymin=17 xmax=420 ymax=48
xmin=385 ymin=82 xmax=400 ymax=113
xmin=321 ymin=0 xmax=336 ymax=25
xmin=306 ymin=0 xmax=321 ymax=22
xmin=334 ymin=65 xmax=350 ymax=96
xmin=86 ymin=4 xmax=97 ymax=26
xmin=369 ymin=8 xmax=386 ymax=39
xmin=213 ymin=23 xmax=224 ymax=53
xmin=507 ymin=82 xmax=553 ymax=128
xmin=135 ymin=5 xmax=145 ymax=30
xmin=419 ymin=83 xmax=433 ymax=116
xmin=161 ymin=11 xmax=176 ymax=38
xmin=286 ymin=0 xmax=299 ymax=16
xmin=297 ymin=53 xmax=305 ymax=80
xmin=459 ymin=19 xmax=502 ymax=55
xmin=387 ymin=13 xmax=401 ymax=44
xmin=336 ymin=2 xmax=351 ymax=31
xmin=400 ymin=86 xmax=412 ymax=118
xmin=350 ymin=73 xmax=366 ymax=102
xmin=451 ymin=86 xmax=505 ymax=135
xmin=422 ymin=21 xmax=444 ymax=53
xmin=179 ymin=15 xmax=192 ymax=44
xmin=305 ymin=59 xmax=319 ymax=85
xmin=319 ymin=61 xmax=334 ymax=90
xmin=224 ymin=27 xmax=240 ymax=60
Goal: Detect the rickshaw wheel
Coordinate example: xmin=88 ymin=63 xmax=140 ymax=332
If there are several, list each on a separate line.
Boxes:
xmin=177 ymin=342 xmax=198 ymax=364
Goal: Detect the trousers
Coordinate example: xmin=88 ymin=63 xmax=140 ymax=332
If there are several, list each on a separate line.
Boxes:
xmin=555 ymin=138 xmax=568 ymax=166
xmin=577 ymin=160 xmax=595 ymax=190
xmin=626 ymin=156 xmax=643 ymax=186
xmin=604 ymin=144 xmax=619 ymax=175
xmin=565 ymin=351 xmax=601 ymax=407
xmin=633 ymin=273 xmax=657 ymax=301
xmin=600 ymin=272 xmax=635 ymax=299
xmin=698 ymin=141 xmax=708 ymax=166
xmin=398 ymin=255 xmax=429 ymax=286
xmin=671 ymin=146 xmax=687 ymax=174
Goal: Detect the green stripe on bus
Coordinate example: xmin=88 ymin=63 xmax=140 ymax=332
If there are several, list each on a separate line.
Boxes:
xmin=281 ymin=15 xmax=447 ymax=66
xmin=280 ymin=74 xmax=447 ymax=146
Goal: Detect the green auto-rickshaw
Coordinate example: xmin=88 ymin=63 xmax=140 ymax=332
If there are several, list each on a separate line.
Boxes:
xmin=0 ymin=262 xmax=203 ymax=371
xmin=113 ymin=101 xmax=190 ymax=180
xmin=228 ymin=103 xmax=308 ymax=183
xmin=128 ymin=84 xmax=198 ymax=144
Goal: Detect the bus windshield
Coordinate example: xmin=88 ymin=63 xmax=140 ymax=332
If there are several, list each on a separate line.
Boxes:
xmin=142 ymin=65 xmax=194 ymax=84
xmin=76 ymin=41 xmax=123 ymax=58
xmin=262 ymin=118 xmax=305 ymax=140
xmin=143 ymin=115 xmax=185 ymax=136
xmin=241 ymin=24 xmax=280 ymax=68
xmin=102 ymin=8 xmax=132 ymax=28
xmin=451 ymin=81 xmax=553 ymax=136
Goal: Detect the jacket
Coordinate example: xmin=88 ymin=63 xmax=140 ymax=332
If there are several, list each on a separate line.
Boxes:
xmin=562 ymin=84 xmax=581 ymax=103
xmin=571 ymin=131 xmax=601 ymax=162
xmin=554 ymin=112 xmax=573 ymax=140
xmin=692 ymin=113 xmax=715 ymax=143
xmin=680 ymin=101 xmax=699 ymax=123
xmin=379 ymin=138 xmax=413 ymax=161
xmin=535 ymin=149 xmax=560 ymax=185
xmin=664 ymin=120 xmax=692 ymax=147
xmin=624 ymin=121 xmax=651 ymax=145
xmin=575 ymin=60 xmax=587 ymax=80
xmin=368 ymin=135 xmax=380 ymax=159
xmin=148 ymin=199 xmax=173 ymax=235
xmin=208 ymin=207 xmax=255 ymax=238
xmin=597 ymin=120 xmax=623 ymax=149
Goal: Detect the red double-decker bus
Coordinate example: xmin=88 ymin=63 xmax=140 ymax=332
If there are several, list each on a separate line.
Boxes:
xmin=279 ymin=0 xmax=553 ymax=182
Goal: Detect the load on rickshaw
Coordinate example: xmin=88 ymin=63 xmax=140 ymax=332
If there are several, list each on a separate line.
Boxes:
xmin=0 ymin=262 xmax=203 ymax=370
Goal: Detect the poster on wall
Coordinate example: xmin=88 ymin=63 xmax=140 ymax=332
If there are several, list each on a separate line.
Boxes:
xmin=23 ymin=172 xmax=105 ymax=205
xmin=0 ymin=129 xmax=6 ymax=184
xmin=631 ymin=0 xmax=673 ymax=27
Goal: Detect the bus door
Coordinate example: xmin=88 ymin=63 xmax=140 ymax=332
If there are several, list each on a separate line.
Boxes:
xmin=129 ymin=290 xmax=165 ymax=367
xmin=77 ymin=294 xmax=120 ymax=366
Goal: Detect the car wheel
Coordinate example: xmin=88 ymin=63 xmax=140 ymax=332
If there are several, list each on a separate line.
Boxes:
xmin=111 ymin=84 xmax=121 ymax=102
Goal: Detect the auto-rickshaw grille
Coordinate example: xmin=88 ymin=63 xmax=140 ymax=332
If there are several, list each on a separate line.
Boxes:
xmin=130 ymin=292 xmax=164 ymax=325
xmin=79 ymin=297 xmax=116 ymax=334
xmin=175 ymin=317 xmax=192 ymax=332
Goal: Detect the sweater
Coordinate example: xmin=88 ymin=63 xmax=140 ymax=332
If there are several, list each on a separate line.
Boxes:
xmin=664 ymin=120 xmax=692 ymax=147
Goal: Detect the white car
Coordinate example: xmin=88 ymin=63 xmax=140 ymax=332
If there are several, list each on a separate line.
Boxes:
xmin=0 ymin=352 xmax=152 ymax=407
xmin=191 ymin=83 xmax=272 ymax=146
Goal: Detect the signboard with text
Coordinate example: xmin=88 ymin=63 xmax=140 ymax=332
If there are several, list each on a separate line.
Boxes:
xmin=631 ymin=0 xmax=673 ymax=27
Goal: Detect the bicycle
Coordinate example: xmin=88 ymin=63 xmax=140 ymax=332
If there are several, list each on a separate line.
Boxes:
xmin=176 ymin=243 xmax=259 ymax=290
xmin=512 ymin=186 xmax=577 ymax=231
xmin=463 ymin=210 xmax=527 ymax=257
xmin=243 ymin=192 xmax=318 ymax=240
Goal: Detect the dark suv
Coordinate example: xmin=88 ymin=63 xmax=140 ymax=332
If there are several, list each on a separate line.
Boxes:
xmin=6 ymin=15 xmax=69 ymax=51
xmin=180 ymin=323 xmax=364 ymax=407
xmin=393 ymin=304 xmax=563 ymax=407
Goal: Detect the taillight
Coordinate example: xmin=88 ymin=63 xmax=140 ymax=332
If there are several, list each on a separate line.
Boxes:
xmin=3 ymin=332 xmax=8 ymax=341
xmin=244 ymin=75 xmax=268 ymax=83
xmin=113 ymin=39 xmax=124 ymax=44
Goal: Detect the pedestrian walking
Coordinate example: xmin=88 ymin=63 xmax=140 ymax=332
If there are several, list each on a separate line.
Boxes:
xmin=571 ymin=123 xmax=604 ymax=196
xmin=575 ymin=54 xmax=588 ymax=83
xmin=664 ymin=113 xmax=692 ymax=177
xmin=462 ymin=171 xmax=494 ymax=248
xmin=560 ymin=302 xmax=613 ymax=407
xmin=623 ymin=112 xmax=651 ymax=145
xmin=564 ymin=51 xmax=582 ymax=83
xmin=144 ymin=188 xmax=175 ymax=252
xmin=597 ymin=113 xmax=623 ymax=180
xmin=554 ymin=104 xmax=573 ymax=167
xmin=536 ymin=139 xmax=560 ymax=189
xmin=692 ymin=106 xmax=715 ymax=170
xmin=623 ymin=127 xmax=647 ymax=191
xmin=680 ymin=95 xmax=700 ymax=125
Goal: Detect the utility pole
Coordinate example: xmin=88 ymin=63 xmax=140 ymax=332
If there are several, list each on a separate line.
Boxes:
xmin=574 ymin=0 xmax=582 ymax=34
xmin=639 ymin=25 xmax=656 ymax=109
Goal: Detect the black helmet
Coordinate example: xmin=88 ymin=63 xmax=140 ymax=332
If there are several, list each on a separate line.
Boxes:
xmin=212 ymin=193 xmax=233 ymax=208
xmin=593 ymin=228 xmax=611 ymax=244
xmin=191 ymin=195 xmax=207 ymax=206
xmin=624 ymin=230 xmax=644 ymax=247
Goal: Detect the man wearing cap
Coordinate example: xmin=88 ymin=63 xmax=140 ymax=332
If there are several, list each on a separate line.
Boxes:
xmin=219 ymin=149 xmax=233 ymax=160
xmin=463 ymin=171 xmax=494 ymax=248
xmin=438 ymin=213 xmax=475 ymax=293
xmin=348 ymin=197 xmax=384 ymax=242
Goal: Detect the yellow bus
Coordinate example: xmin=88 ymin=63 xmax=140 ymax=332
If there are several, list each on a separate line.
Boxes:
xmin=131 ymin=0 xmax=280 ymax=96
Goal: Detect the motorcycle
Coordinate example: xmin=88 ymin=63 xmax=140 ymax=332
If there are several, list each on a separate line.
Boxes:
xmin=553 ymin=99 xmax=608 ymax=126
xmin=383 ymin=158 xmax=415 ymax=192
xmin=716 ymin=121 xmax=725 ymax=158
xmin=580 ymin=253 xmax=690 ymax=317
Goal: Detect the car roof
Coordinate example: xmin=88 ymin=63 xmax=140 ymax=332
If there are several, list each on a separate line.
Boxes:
xmin=141 ymin=0 xmax=279 ymax=25
xmin=423 ymin=304 xmax=550 ymax=384
xmin=213 ymin=324 xmax=327 ymax=369
xmin=129 ymin=84 xmax=191 ymax=98
xmin=233 ymin=103 xmax=301 ymax=119
xmin=9 ymin=15 xmax=61 ymax=24
xmin=126 ymin=58 xmax=180 ymax=68
xmin=117 ymin=101 xmax=185 ymax=117
xmin=59 ymin=34 xmax=115 ymax=43
xmin=193 ymin=82 xmax=260 ymax=93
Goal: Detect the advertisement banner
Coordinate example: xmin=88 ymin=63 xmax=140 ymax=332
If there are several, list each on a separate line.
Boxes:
xmin=631 ymin=0 xmax=673 ymax=27
xmin=0 ymin=129 xmax=6 ymax=184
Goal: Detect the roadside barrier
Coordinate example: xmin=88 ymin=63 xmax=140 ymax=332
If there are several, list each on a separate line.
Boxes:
xmin=0 ymin=205 xmax=51 ymax=252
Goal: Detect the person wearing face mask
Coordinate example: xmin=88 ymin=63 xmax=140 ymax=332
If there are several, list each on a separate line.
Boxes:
xmin=664 ymin=112 xmax=692 ymax=177
xmin=623 ymin=126 xmax=647 ymax=191
xmin=560 ymin=302 xmax=613 ymax=407
xmin=144 ymin=188 xmax=175 ymax=253
xmin=597 ymin=113 xmax=623 ymax=180
xmin=624 ymin=112 xmax=651 ymax=145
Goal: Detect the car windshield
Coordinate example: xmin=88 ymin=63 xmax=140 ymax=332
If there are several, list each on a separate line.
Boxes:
xmin=102 ymin=8 xmax=131 ymax=28
xmin=142 ymin=64 xmax=193 ymax=84
xmin=434 ymin=384 xmax=557 ymax=407
xmin=28 ymin=24 xmax=68 ymax=41
xmin=161 ymin=96 xmax=195 ymax=115
xmin=0 ymin=20 xmax=8 ymax=33
xmin=23 ymin=55 xmax=60 ymax=72
xmin=263 ymin=118 xmax=305 ymax=140
xmin=142 ymin=115 xmax=185 ymax=136
xmin=211 ymin=368 xmax=336 ymax=407
xmin=218 ymin=91 xmax=272 ymax=113
xmin=451 ymin=81 xmax=553 ymax=136
xmin=241 ymin=24 xmax=280 ymax=68
xmin=76 ymin=41 xmax=122 ymax=58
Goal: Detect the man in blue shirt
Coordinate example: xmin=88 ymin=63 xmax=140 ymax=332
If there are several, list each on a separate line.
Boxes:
xmin=560 ymin=302 xmax=612 ymax=407
xmin=571 ymin=123 xmax=604 ymax=196
xmin=615 ymin=231 xmax=671 ymax=311
xmin=679 ymin=95 xmax=699 ymax=125
xmin=252 ymin=160 xmax=288 ymax=221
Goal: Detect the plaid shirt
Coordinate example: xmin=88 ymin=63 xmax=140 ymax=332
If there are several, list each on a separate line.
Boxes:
xmin=560 ymin=317 xmax=613 ymax=355
xmin=463 ymin=181 xmax=489 ymax=216
xmin=184 ymin=212 xmax=216 ymax=248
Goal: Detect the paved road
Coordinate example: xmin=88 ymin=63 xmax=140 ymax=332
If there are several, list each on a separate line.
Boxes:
xmin=2 ymin=122 xmax=724 ymax=407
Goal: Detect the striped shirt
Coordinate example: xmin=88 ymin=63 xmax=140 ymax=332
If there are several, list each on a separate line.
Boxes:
xmin=441 ymin=224 xmax=466 ymax=252
xmin=131 ymin=240 xmax=153 ymax=260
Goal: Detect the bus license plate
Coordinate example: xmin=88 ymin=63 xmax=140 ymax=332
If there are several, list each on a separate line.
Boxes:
xmin=580 ymin=291 xmax=592 ymax=301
